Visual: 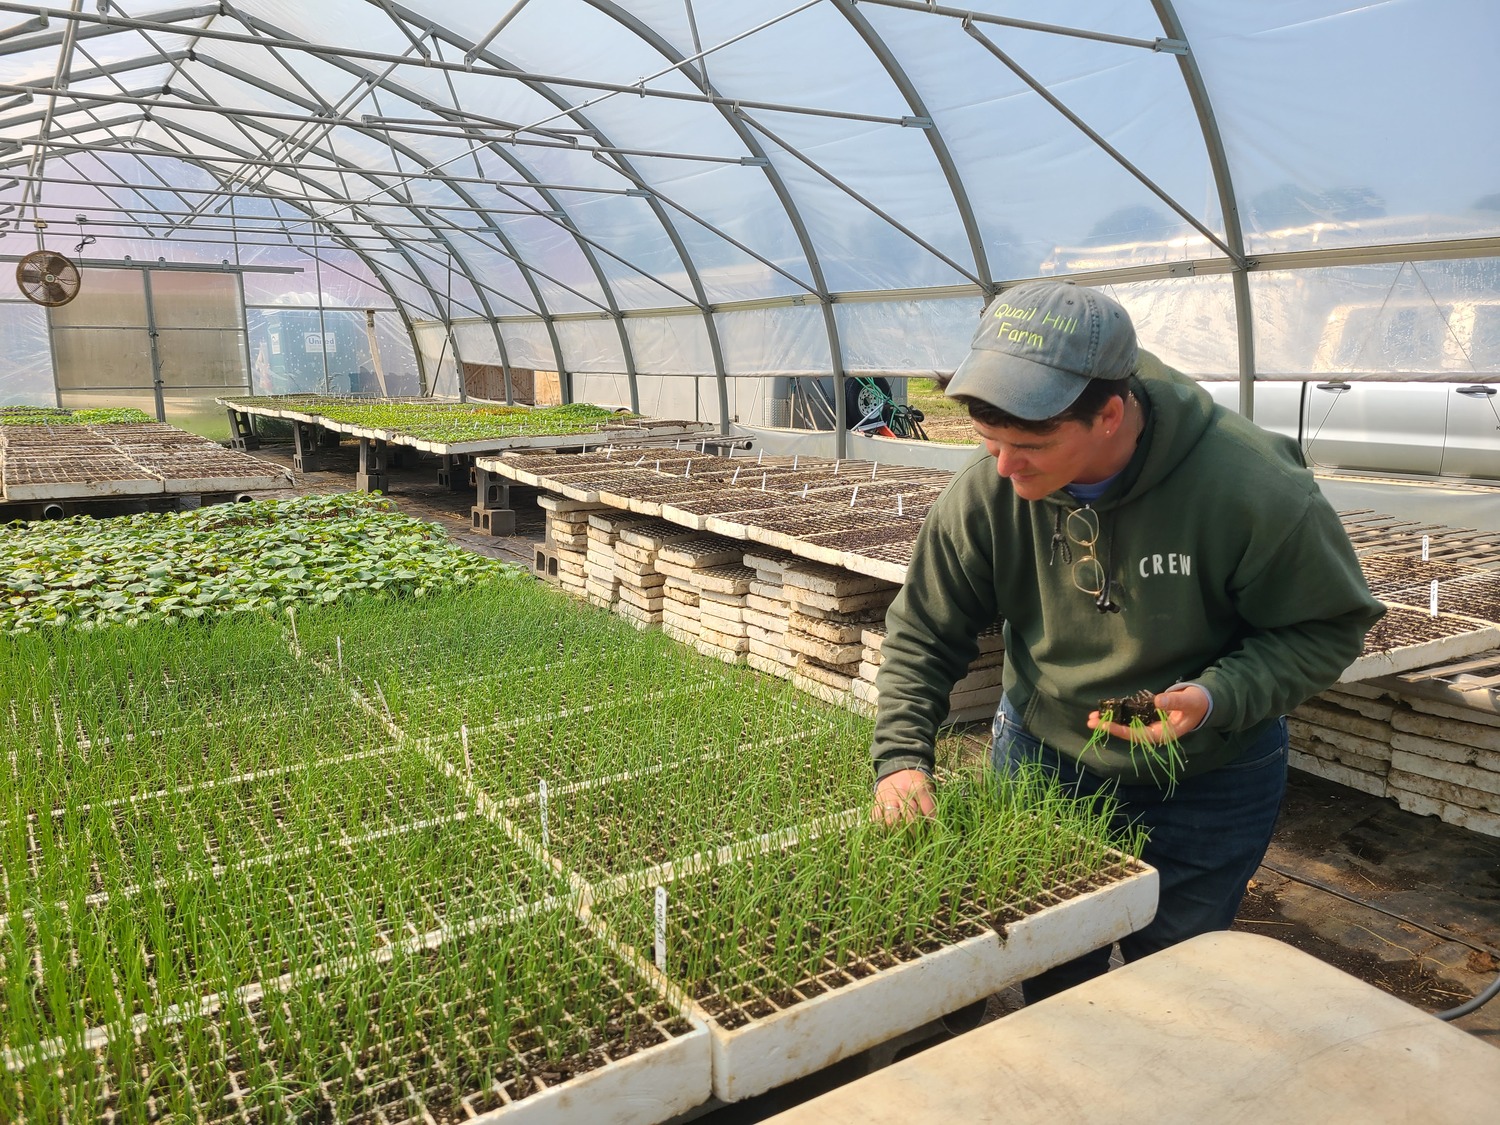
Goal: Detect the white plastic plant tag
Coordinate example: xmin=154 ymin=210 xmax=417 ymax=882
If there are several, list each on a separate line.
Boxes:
xmin=897 ymin=494 xmax=904 ymax=517
xmin=1422 ymin=535 xmax=1430 ymax=561
xmin=373 ymin=681 xmax=392 ymax=722
xmin=758 ymin=449 xmax=764 ymax=464
xmin=762 ymin=472 xmax=768 ymax=491
xmin=684 ymin=460 xmax=692 ymax=478
xmin=834 ymin=459 xmax=841 ymax=475
xmin=654 ymin=885 xmax=668 ymax=971
xmin=1430 ymin=579 xmax=1439 ymax=617
xmin=849 ymin=485 xmax=859 ymax=507
xmin=802 ymin=482 xmax=809 ymax=499
xmin=871 ymin=461 xmax=878 ymax=480
xmin=793 ymin=454 xmax=799 ymax=469
xmin=732 ymin=466 xmax=742 ymax=484
xmin=461 ymin=724 xmax=472 ymax=778
xmin=539 ymin=779 xmax=550 ymax=851
xmin=336 ymin=635 xmax=343 ymax=670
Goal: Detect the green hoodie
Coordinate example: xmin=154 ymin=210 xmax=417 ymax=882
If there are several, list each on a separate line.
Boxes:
xmin=872 ymin=353 xmax=1386 ymax=785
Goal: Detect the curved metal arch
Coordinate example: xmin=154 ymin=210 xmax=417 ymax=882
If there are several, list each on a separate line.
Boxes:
xmin=124 ymin=114 xmax=454 ymax=319
xmin=1151 ymin=1 xmax=1256 ymax=414
xmin=180 ymin=54 xmax=561 ymax=397
xmin=173 ymin=35 xmax=534 ymax=392
xmin=219 ymin=12 xmax=582 ymax=402
xmin=830 ymin=0 xmax=992 ymax=293
xmin=292 ymin=25 xmax=636 ymax=409
xmin=110 ymin=116 xmax=472 ymax=398
xmin=192 ymin=5 xmax=618 ymax=402
xmin=233 ymin=117 xmax=533 ymax=393
xmin=338 ymin=0 xmax=738 ymax=418
xmin=377 ymin=3 xmax=718 ymax=413
xmin=34 ymin=95 xmax=457 ymax=324
xmin=70 ymin=8 xmax=544 ymax=389
xmin=580 ymin=0 xmax=853 ymax=448
xmin=35 ymin=130 xmax=441 ymax=394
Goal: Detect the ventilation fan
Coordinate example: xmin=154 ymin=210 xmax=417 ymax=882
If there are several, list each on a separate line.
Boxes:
xmin=16 ymin=249 xmax=81 ymax=307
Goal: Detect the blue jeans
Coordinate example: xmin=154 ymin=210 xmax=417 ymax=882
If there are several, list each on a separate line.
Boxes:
xmin=991 ymin=696 xmax=1288 ymax=1005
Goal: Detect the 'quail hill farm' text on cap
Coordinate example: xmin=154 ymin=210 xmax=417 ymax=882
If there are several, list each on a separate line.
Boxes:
xmin=945 ymin=281 xmax=1138 ymax=421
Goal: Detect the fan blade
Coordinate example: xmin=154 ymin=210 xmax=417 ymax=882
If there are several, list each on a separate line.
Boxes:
xmin=43 ymin=283 xmax=68 ymax=302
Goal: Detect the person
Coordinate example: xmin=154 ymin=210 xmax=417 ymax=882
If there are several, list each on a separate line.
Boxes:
xmin=870 ymin=279 xmax=1385 ymax=1003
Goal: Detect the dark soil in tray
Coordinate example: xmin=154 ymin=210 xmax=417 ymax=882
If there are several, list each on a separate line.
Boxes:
xmin=1360 ymin=553 xmax=1500 ymax=624
xmin=802 ymin=524 xmax=921 ymax=551
xmin=1361 ymin=604 xmax=1496 ymax=653
xmin=686 ymin=864 xmax=1141 ymax=1032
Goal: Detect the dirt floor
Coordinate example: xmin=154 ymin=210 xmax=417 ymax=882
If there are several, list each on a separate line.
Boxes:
xmin=250 ymin=438 xmax=1500 ymax=1115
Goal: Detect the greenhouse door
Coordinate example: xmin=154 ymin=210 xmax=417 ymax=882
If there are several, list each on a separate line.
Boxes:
xmin=50 ymin=266 xmax=251 ymax=436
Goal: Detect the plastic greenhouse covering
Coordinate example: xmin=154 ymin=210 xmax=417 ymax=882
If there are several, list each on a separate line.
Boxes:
xmin=0 ymin=1 xmax=1495 ymax=443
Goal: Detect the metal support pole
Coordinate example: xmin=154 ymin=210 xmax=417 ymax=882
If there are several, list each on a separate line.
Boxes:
xmin=141 ymin=269 xmax=166 ymax=422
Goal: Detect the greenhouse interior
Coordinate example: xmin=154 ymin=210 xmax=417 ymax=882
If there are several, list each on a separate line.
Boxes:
xmin=2 ymin=1 xmax=1499 ymax=1121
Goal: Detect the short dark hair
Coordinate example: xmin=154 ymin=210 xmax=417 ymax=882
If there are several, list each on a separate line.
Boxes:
xmin=935 ymin=374 xmax=1127 ymax=434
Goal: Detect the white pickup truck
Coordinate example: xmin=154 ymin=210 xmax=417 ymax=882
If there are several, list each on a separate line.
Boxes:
xmin=1202 ymin=300 xmax=1500 ymax=481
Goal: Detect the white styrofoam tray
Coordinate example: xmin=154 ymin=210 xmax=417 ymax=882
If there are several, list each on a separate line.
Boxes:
xmin=699 ymin=862 xmax=1158 ymax=1103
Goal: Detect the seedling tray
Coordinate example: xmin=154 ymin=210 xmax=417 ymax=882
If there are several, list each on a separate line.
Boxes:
xmin=700 ymin=866 xmax=1155 ymax=1102
xmin=2 ymin=458 xmax=162 ymax=499
xmin=1358 ymin=552 xmax=1500 ymax=623
xmin=1339 ymin=603 xmax=1500 ymax=681
xmin=601 ymin=843 xmax=1156 ymax=1104
xmin=11 ymin=907 xmax=710 ymax=1125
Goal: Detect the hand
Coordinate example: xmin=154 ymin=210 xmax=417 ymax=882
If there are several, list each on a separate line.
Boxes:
xmin=1087 ymin=684 xmax=1210 ymax=744
xmin=872 ymin=769 xmax=936 ymax=826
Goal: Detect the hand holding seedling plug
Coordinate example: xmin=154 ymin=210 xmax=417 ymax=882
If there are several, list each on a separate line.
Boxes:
xmin=872 ymin=768 xmax=936 ymax=825
xmin=1087 ymin=684 xmax=1210 ymax=744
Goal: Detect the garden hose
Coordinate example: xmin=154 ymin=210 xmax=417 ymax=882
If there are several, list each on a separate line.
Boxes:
xmin=1257 ymin=859 xmax=1500 ymax=1022
xmin=1436 ymin=974 xmax=1500 ymax=1021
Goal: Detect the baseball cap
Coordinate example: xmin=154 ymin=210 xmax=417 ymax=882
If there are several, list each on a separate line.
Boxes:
xmin=945 ymin=281 xmax=1138 ymax=420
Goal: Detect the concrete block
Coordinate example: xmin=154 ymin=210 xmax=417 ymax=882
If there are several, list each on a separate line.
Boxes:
xmin=786 ymin=629 xmax=862 ymax=666
xmin=472 ymin=506 xmax=517 ymax=536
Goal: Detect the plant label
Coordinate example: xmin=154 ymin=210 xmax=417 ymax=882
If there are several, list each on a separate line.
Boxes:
xmin=1422 ymin=534 xmax=1430 ymax=562
xmin=654 ymin=885 xmax=668 ymax=971
xmin=1430 ymin=579 xmax=1439 ymax=618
